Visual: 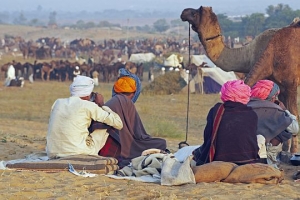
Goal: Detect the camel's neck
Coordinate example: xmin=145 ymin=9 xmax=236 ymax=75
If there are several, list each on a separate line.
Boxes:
xmin=198 ymin=32 xmax=254 ymax=73
xmin=199 ymin=34 xmax=225 ymax=62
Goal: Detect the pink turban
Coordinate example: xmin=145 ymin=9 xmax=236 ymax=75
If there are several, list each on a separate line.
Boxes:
xmin=251 ymin=80 xmax=280 ymax=100
xmin=220 ymin=80 xmax=251 ymax=104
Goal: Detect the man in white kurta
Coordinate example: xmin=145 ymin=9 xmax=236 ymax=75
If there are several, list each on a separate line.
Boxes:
xmin=46 ymin=75 xmax=123 ymax=158
xmin=4 ymin=64 xmax=16 ymax=86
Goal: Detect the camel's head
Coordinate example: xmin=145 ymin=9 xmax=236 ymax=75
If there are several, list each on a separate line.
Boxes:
xmin=180 ymin=7 xmax=202 ymax=32
xmin=180 ymin=6 xmax=218 ymax=33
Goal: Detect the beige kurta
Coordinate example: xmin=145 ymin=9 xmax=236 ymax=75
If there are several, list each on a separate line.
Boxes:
xmin=46 ymin=96 xmax=123 ymax=158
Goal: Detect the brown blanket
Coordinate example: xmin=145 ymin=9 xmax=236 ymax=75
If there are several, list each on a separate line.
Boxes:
xmin=223 ymin=163 xmax=284 ymax=184
xmin=6 ymin=155 xmax=118 ymax=174
xmin=192 ymin=161 xmax=283 ymax=184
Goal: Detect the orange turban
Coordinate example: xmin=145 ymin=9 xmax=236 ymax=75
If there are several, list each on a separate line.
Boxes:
xmin=114 ymin=76 xmax=136 ymax=93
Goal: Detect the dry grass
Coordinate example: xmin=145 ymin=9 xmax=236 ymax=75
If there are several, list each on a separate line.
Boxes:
xmin=0 ymin=78 xmax=221 ymax=156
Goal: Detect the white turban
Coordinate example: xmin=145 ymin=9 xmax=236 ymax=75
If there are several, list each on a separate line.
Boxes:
xmin=70 ymin=75 xmax=94 ymax=97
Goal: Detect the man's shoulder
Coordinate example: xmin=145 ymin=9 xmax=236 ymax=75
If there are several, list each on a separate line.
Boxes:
xmin=248 ymin=99 xmax=281 ymax=109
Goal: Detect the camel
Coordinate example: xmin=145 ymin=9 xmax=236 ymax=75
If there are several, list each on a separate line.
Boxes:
xmin=181 ymin=6 xmax=300 ymax=153
xmin=244 ymin=20 xmax=300 ymax=152
xmin=41 ymin=61 xmax=55 ymax=81
xmin=180 ymin=6 xmax=279 ymax=73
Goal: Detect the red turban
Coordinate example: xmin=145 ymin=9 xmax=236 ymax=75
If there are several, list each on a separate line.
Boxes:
xmin=220 ymin=80 xmax=251 ymax=104
xmin=114 ymin=76 xmax=136 ymax=93
xmin=251 ymin=80 xmax=280 ymax=100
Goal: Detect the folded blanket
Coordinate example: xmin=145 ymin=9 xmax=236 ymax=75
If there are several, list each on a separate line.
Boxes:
xmin=5 ymin=154 xmax=119 ymax=175
xmin=118 ymin=153 xmax=166 ymax=177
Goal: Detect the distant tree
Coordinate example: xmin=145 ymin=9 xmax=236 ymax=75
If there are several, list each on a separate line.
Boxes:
xmin=29 ymin=18 xmax=39 ymax=26
xmin=98 ymin=20 xmax=110 ymax=27
xmin=242 ymin=13 xmax=265 ymax=37
xmin=76 ymin=20 xmax=85 ymax=29
xmin=111 ymin=23 xmax=121 ymax=28
xmin=217 ymin=14 xmax=234 ymax=33
xmin=48 ymin=11 xmax=57 ymax=26
xmin=265 ymin=4 xmax=295 ymax=28
xmin=135 ymin=25 xmax=152 ymax=32
xmin=170 ymin=19 xmax=185 ymax=27
xmin=85 ymin=21 xmax=96 ymax=29
xmin=13 ymin=12 xmax=27 ymax=25
xmin=153 ymin=19 xmax=170 ymax=32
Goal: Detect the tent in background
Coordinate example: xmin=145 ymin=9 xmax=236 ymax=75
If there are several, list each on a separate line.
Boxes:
xmin=163 ymin=54 xmax=183 ymax=68
xmin=189 ymin=55 xmax=237 ymax=94
xmin=190 ymin=55 xmax=216 ymax=67
xmin=129 ymin=53 xmax=156 ymax=64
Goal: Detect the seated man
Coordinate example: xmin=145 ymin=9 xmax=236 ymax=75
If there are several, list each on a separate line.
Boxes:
xmin=248 ymin=80 xmax=299 ymax=168
xmin=90 ymin=76 xmax=167 ymax=167
xmin=46 ymin=75 xmax=123 ymax=159
xmin=193 ymin=80 xmax=260 ymax=166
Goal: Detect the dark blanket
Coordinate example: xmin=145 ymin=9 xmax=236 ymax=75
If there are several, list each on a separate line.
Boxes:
xmin=90 ymin=94 xmax=166 ymax=164
xmin=193 ymin=101 xmax=259 ymax=166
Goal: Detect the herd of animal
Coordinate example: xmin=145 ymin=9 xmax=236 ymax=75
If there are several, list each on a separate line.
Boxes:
xmin=0 ymin=59 xmax=144 ymax=83
xmin=0 ymin=31 xmax=206 ymax=83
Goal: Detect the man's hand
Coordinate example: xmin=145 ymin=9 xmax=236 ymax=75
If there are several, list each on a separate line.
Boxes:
xmin=278 ymin=101 xmax=286 ymax=110
xmin=94 ymin=93 xmax=104 ymax=107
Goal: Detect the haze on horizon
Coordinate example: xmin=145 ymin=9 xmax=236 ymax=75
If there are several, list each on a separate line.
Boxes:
xmin=3 ymin=0 xmax=300 ymax=15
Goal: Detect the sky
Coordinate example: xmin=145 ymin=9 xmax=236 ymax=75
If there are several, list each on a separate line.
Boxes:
xmin=3 ymin=0 xmax=300 ymax=15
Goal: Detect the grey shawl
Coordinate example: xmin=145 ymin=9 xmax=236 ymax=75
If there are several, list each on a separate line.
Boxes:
xmin=247 ymin=99 xmax=292 ymax=142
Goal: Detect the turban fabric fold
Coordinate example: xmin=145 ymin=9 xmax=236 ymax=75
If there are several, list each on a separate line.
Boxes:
xmin=70 ymin=75 xmax=94 ymax=97
xmin=114 ymin=76 xmax=136 ymax=93
xmin=221 ymin=80 xmax=251 ymax=105
xmin=251 ymin=80 xmax=280 ymax=100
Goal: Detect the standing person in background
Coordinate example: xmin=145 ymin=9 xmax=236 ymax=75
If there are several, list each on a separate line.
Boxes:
xmin=73 ymin=66 xmax=81 ymax=81
xmin=92 ymin=70 xmax=99 ymax=86
xmin=148 ymin=66 xmax=154 ymax=82
xmin=4 ymin=63 xmax=16 ymax=86
xmin=248 ymin=80 xmax=299 ymax=169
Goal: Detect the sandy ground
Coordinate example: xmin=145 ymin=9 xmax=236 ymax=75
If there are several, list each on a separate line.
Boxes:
xmin=0 ymin=131 xmax=300 ymax=200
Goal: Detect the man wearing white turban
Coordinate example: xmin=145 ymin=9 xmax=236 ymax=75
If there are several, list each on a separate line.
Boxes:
xmin=46 ymin=75 xmax=123 ymax=158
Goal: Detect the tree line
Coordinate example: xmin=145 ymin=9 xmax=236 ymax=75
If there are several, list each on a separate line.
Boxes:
xmin=1 ymin=4 xmax=299 ymax=41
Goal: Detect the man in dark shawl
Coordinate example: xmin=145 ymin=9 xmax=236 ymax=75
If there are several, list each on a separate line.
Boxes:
xmin=90 ymin=76 xmax=166 ymax=167
xmin=193 ymin=80 xmax=260 ymax=166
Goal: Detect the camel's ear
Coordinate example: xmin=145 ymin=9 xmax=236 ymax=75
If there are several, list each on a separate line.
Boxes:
xmin=294 ymin=17 xmax=300 ymax=26
xmin=290 ymin=17 xmax=300 ymax=27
